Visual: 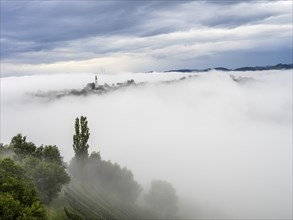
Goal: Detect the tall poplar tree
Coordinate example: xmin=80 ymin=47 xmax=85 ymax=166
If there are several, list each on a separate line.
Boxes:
xmin=73 ymin=116 xmax=90 ymax=160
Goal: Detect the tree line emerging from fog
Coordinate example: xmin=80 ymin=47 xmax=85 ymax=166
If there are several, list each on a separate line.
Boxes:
xmin=0 ymin=116 xmax=178 ymax=219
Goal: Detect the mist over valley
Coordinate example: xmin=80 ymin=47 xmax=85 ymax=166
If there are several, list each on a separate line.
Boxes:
xmin=1 ymin=70 xmax=292 ymax=219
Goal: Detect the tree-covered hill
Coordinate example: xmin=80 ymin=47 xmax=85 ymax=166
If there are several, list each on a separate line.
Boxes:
xmin=0 ymin=116 xmax=178 ymax=220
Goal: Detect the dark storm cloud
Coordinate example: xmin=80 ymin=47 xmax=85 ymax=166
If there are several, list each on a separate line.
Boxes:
xmin=1 ymin=1 xmax=192 ymax=61
xmin=1 ymin=2 xmax=138 ymax=45
xmin=1 ymin=1 xmax=280 ymax=56
xmin=1 ymin=1 xmax=186 ymax=43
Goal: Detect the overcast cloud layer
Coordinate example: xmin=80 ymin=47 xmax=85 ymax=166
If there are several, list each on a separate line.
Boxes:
xmin=1 ymin=70 xmax=292 ymax=219
xmin=1 ymin=0 xmax=292 ymax=76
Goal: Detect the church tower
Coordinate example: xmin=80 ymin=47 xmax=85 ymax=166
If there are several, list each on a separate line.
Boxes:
xmin=95 ymin=75 xmax=98 ymax=88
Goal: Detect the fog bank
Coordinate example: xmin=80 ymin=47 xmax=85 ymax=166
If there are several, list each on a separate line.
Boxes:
xmin=1 ymin=70 xmax=292 ymax=219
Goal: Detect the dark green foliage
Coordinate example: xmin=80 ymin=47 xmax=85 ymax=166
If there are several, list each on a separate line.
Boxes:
xmin=73 ymin=116 xmax=90 ymax=160
xmin=35 ymin=145 xmax=64 ymax=165
xmin=145 ymin=180 xmax=178 ymax=218
xmin=64 ymin=207 xmax=83 ymax=220
xmin=0 ymin=157 xmax=25 ymax=179
xmin=21 ymin=201 xmax=48 ymax=220
xmin=1 ymin=117 xmax=180 ymax=219
xmin=0 ymin=193 xmax=21 ymax=219
xmin=10 ymin=134 xmax=37 ymax=161
xmin=23 ymin=156 xmax=70 ymax=205
xmin=6 ymin=135 xmax=70 ymax=205
xmin=0 ymin=158 xmax=47 ymax=220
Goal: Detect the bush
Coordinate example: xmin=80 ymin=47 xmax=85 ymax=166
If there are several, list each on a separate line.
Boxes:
xmin=0 ymin=158 xmax=47 ymax=220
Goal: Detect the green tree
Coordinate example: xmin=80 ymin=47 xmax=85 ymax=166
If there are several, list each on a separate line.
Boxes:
xmin=68 ymin=116 xmax=142 ymax=207
xmin=10 ymin=134 xmax=36 ymax=161
xmin=73 ymin=116 xmax=90 ymax=160
xmin=0 ymin=193 xmax=21 ymax=219
xmin=35 ymin=145 xmax=63 ymax=165
xmin=7 ymin=135 xmax=70 ymax=205
xmin=145 ymin=180 xmax=178 ymax=219
xmin=0 ymin=158 xmax=47 ymax=220
xmin=24 ymin=156 xmax=70 ymax=205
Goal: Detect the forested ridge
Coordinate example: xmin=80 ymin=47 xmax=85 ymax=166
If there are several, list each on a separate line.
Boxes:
xmin=0 ymin=116 xmax=178 ymax=220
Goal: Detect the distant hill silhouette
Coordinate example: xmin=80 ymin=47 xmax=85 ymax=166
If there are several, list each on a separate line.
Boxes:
xmin=165 ymin=63 xmax=293 ymax=73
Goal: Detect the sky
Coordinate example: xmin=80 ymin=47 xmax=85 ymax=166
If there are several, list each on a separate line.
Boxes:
xmin=0 ymin=0 xmax=292 ymax=77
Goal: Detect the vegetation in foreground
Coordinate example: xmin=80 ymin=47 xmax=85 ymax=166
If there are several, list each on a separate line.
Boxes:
xmin=0 ymin=116 xmax=178 ymax=219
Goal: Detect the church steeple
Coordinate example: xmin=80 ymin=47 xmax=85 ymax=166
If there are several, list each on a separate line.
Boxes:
xmin=95 ymin=75 xmax=98 ymax=88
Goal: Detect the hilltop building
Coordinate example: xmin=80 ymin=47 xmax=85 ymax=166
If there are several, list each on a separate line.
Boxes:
xmin=95 ymin=75 xmax=98 ymax=88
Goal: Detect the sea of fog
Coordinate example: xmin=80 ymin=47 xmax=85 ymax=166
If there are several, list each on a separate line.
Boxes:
xmin=1 ymin=70 xmax=292 ymax=219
